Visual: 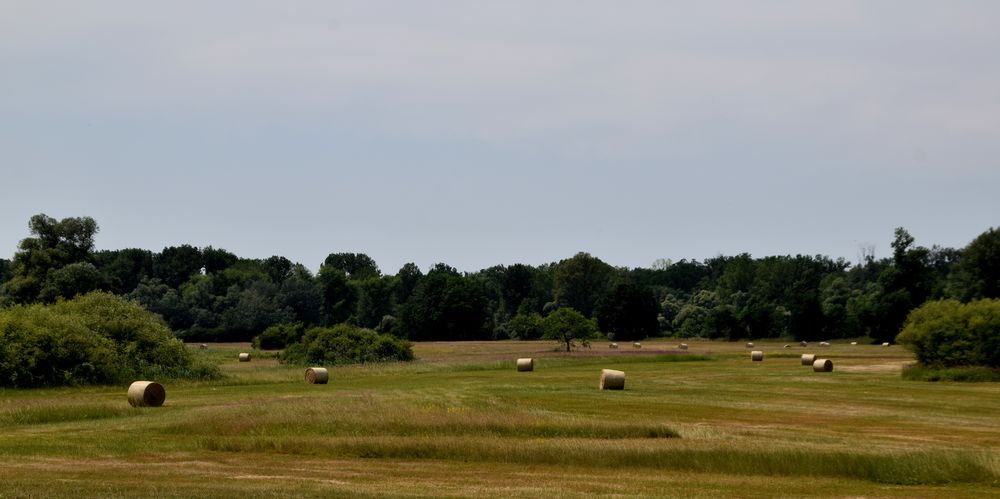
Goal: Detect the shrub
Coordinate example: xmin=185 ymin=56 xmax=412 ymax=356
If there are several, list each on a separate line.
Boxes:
xmin=280 ymin=323 xmax=414 ymax=366
xmin=252 ymin=323 xmax=305 ymax=350
xmin=506 ymin=313 xmax=545 ymax=340
xmin=896 ymin=298 xmax=1000 ymax=368
xmin=0 ymin=292 xmax=219 ymax=387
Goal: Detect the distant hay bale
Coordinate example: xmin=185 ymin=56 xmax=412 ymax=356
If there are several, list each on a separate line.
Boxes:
xmin=783 ymin=344 xmax=790 ymax=348
xmin=599 ymin=369 xmax=625 ymax=390
xmin=199 ymin=343 xmax=208 ymax=350
xmin=633 ymin=342 xmax=642 ymax=349
xmin=609 ymin=342 xmax=618 ymax=349
xmin=304 ymin=367 xmax=329 ymax=384
xmin=850 ymin=341 xmax=858 ymax=345
xmin=746 ymin=342 xmax=754 ymax=348
xmin=819 ymin=341 xmax=830 ymax=347
xmin=751 ymin=350 xmax=764 ymax=362
xmin=238 ymin=352 xmax=251 ymax=362
xmin=679 ymin=343 xmax=688 ymax=350
xmin=800 ymin=341 xmax=808 ymax=347
xmin=801 ymin=354 xmax=816 ymax=366
xmin=882 ymin=342 xmax=891 ymax=347
xmin=516 ymin=358 xmax=534 ymax=372
xmin=127 ymin=381 xmax=166 ymax=407
xmin=813 ymin=358 xmax=834 ymax=372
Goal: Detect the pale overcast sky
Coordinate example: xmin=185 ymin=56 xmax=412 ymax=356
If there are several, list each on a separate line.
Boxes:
xmin=2 ymin=1 xmax=997 ymax=274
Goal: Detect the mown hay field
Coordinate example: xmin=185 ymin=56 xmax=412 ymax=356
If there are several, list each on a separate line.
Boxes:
xmin=0 ymin=339 xmax=997 ymax=498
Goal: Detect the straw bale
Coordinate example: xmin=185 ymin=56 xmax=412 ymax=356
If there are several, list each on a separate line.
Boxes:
xmin=599 ymin=369 xmax=625 ymax=390
xmin=127 ymin=381 xmax=166 ymax=407
xmin=751 ymin=350 xmax=764 ymax=361
xmin=746 ymin=342 xmax=754 ymax=348
xmin=609 ymin=342 xmax=618 ymax=349
xmin=800 ymin=341 xmax=808 ymax=347
xmin=801 ymin=354 xmax=816 ymax=365
xmin=679 ymin=343 xmax=688 ymax=350
xmin=305 ymin=367 xmax=329 ymax=384
xmin=633 ymin=342 xmax=642 ymax=349
xmin=238 ymin=352 xmax=251 ymax=362
xmin=819 ymin=341 xmax=830 ymax=347
xmin=516 ymin=358 xmax=534 ymax=372
xmin=882 ymin=342 xmax=891 ymax=347
xmin=850 ymin=341 xmax=858 ymax=345
xmin=199 ymin=343 xmax=208 ymax=350
xmin=813 ymin=358 xmax=834 ymax=372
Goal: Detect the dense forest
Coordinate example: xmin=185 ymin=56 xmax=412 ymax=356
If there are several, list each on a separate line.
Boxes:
xmin=1 ymin=214 xmax=997 ymax=345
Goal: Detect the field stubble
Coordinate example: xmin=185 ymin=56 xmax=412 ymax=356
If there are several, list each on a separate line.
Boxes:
xmin=0 ymin=339 xmax=997 ymax=497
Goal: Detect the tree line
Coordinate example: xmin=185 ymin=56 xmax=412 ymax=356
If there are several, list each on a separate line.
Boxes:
xmin=1 ymin=214 xmax=997 ymax=344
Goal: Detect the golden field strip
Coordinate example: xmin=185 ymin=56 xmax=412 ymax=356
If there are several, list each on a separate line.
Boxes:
xmin=0 ymin=340 xmax=997 ymax=498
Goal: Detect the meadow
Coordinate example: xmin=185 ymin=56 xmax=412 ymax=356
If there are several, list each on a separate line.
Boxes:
xmin=0 ymin=340 xmax=997 ymax=498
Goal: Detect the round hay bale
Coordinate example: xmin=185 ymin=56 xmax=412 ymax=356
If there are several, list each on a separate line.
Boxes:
xmin=800 ymin=341 xmax=808 ymax=347
xmin=304 ymin=367 xmax=329 ymax=384
xmin=679 ymin=343 xmax=688 ymax=350
xmin=819 ymin=341 xmax=830 ymax=347
xmin=801 ymin=354 xmax=816 ymax=366
xmin=127 ymin=381 xmax=166 ymax=407
xmin=850 ymin=341 xmax=858 ymax=345
xmin=745 ymin=342 xmax=754 ymax=348
xmin=238 ymin=352 xmax=251 ymax=362
xmin=633 ymin=342 xmax=642 ymax=349
xmin=599 ymin=369 xmax=625 ymax=390
xmin=882 ymin=342 xmax=891 ymax=347
xmin=813 ymin=358 xmax=833 ymax=372
xmin=516 ymin=358 xmax=534 ymax=372
xmin=609 ymin=342 xmax=618 ymax=349
xmin=751 ymin=350 xmax=764 ymax=362
xmin=783 ymin=344 xmax=790 ymax=348
xmin=199 ymin=343 xmax=208 ymax=350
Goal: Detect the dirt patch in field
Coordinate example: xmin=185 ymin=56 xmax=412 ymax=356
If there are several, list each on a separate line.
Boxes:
xmin=836 ymin=361 xmax=910 ymax=374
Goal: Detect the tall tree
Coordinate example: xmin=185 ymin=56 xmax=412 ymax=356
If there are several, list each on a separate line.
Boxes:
xmin=2 ymin=214 xmax=99 ymax=303
xmin=948 ymin=227 xmax=1000 ymax=301
xmin=552 ymin=252 xmax=615 ymax=317
xmin=594 ymin=282 xmax=659 ymax=341
xmin=397 ymin=266 xmax=487 ymax=341
xmin=152 ymin=245 xmax=203 ymax=288
xmin=323 ymin=253 xmax=381 ymax=280
xmin=93 ymin=248 xmax=154 ymax=295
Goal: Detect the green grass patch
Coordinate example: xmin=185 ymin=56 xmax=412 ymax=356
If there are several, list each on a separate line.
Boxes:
xmin=902 ymin=364 xmax=1000 ymax=382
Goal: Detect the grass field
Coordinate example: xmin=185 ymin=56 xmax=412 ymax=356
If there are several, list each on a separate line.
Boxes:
xmin=0 ymin=339 xmax=997 ymax=497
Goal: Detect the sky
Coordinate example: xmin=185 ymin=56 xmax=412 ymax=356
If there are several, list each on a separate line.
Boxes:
xmin=2 ymin=1 xmax=998 ymax=274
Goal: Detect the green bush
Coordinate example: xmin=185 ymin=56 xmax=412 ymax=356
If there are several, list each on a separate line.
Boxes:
xmin=896 ymin=299 xmax=1000 ymax=368
xmin=252 ymin=323 xmax=305 ymax=350
xmin=0 ymin=292 xmax=220 ymax=387
xmin=280 ymin=323 xmax=414 ymax=366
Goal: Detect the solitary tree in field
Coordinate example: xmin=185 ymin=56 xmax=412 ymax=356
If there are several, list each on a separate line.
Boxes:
xmin=543 ymin=307 xmax=599 ymax=352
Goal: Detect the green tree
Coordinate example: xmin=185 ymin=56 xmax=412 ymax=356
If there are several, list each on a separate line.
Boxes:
xmin=897 ymin=299 xmax=1000 ymax=368
xmin=323 ymin=252 xmax=381 ymax=280
xmin=317 ymin=265 xmax=357 ymax=325
xmin=552 ymin=252 xmax=615 ymax=317
xmin=354 ymin=276 xmax=397 ymax=328
xmin=594 ymin=282 xmax=659 ymax=341
xmin=393 ymin=262 xmax=424 ymax=307
xmin=948 ymin=227 xmax=1000 ymax=301
xmin=92 ymin=248 xmax=154 ymax=294
xmin=152 ymin=245 xmax=203 ymax=288
xmin=397 ymin=266 xmax=487 ymax=341
xmin=543 ymin=307 xmax=599 ymax=352
xmin=201 ymin=246 xmax=238 ymax=274
xmin=2 ymin=214 xmax=99 ymax=303
xmin=869 ymin=228 xmax=938 ymax=343
xmin=38 ymin=262 xmax=105 ymax=302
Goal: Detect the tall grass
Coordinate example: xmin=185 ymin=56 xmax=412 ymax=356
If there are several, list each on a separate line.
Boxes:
xmin=198 ymin=436 xmax=995 ymax=485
